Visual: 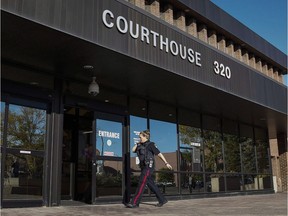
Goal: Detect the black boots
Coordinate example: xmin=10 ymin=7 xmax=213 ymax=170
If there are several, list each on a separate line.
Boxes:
xmin=155 ymin=199 xmax=168 ymax=207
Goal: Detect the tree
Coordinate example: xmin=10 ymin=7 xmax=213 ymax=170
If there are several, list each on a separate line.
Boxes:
xmin=157 ymin=167 xmax=174 ymax=183
xmin=7 ymin=107 xmax=46 ymax=150
xmin=4 ymin=106 xmax=46 ymax=177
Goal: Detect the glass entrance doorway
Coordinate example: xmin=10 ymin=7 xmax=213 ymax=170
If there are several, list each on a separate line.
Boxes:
xmin=92 ymin=113 xmax=124 ymax=202
xmin=61 ymin=107 xmax=126 ymax=204
xmin=1 ymin=98 xmax=47 ymax=207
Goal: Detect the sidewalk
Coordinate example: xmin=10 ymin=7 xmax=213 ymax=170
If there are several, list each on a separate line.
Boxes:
xmin=1 ymin=192 xmax=287 ymax=216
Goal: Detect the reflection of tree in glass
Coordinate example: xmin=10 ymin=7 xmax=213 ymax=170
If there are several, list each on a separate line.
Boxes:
xmin=240 ymin=137 xmax=256 ymax=173
xmin=179 ymin=126 xmax=202 ymax=171
xmin=180 ymin=149 xmax=192 ymax=170
xmin=203 ymin=130 xmax=222 ymax=172
xmin=157 ymin=167 xmax=174 ymax=184
xmin=179 ymin=126 xmax=201 ymax=146
xmin=224 ymin=134 xmax=241 ymax=172
xmin=6 ymin=106 xmax=46 ymax=177
xmin=1 ymin=102 xmax=7 ymax=146
xmin=7 ymin=107 xmax=46 ymax=150
xmin=256 ymin=139 xmax=269 ymax=173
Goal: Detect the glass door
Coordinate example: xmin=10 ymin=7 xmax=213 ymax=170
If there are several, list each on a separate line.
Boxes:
xmin=1 ymin=98 xmax=47 ymax=207
xmin=92 ymin=112 xmax=126 ymax=203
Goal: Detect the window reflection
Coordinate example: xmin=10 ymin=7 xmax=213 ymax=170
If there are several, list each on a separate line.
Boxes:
xmin=7 ymin=104 xmax=46 ymax=150
xmin=1 ymin=101 xmax=5 ymax=146
xmin=150 ymin=119 xmax=177 ymax=171
xmin=3 ymin=153 xmax=43 ymax=200
xmin=181 ymin=173 xmax=205 ymax=194
xmin=203 ymin=129 xmax=223 ymax=172
xmin=206 ymin=173 xmax=225 ymax=192
xmin=255 ymin=128 xmax=269 ymax=174
xmin=240 ymin=139 xmax=256 ymax=173
xmin=130 ymin=116 xmax=147 ymax=171
xmin=226 ymin=174 xmax=242 ymax=191
xmin=224 ymin=133 xmax=241 ymax=172
xmin=180 ymin=148 xmax=202 ymax=172
xmin=95 ymin=160 xmax=123 ymax=197
xmin=179 ymin=126 xmax=202 ymax=148
xmin=150 ymin=119 xmax=178 ymax=194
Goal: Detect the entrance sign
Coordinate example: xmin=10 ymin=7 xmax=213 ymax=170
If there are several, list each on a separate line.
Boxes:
xmin=98 ymin=130 xmax=120 ymax=139
xmin=96 ymin=119 xmax=122 ymax=157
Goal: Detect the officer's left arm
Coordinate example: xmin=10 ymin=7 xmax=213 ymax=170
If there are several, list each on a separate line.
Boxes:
xmin=157 ymin=153 xmax=173 ymax=170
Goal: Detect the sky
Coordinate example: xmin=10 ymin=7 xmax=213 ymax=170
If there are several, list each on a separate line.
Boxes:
xmin=210 ymin=0 xmax=288 ymax=85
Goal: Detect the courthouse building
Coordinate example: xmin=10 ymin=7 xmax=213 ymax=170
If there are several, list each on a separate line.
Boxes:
xmin=1 ymin=0 xmax=287 ymax=208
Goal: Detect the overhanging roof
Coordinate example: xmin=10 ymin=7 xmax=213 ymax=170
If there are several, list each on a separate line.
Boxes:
xmin=1 ymin=11 xmax=286 ymax=138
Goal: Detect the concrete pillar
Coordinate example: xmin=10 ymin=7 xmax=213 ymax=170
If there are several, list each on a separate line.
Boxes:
xmin=268 ymin=65 xmax=274 ymax=78
xmin=256 ymin=58 xmax=262 ymax=73
xmin=242 ymin=49 xmax=249 ymax=65
xmin=273 ymin=68 xmax=279 ymax=82
xmin=198 ymin=24 xmax=208 ymax=42
xmin=186 ymin=18 xmax=197 ymax=38
xmin=208 ymin=30 xmax=217 ymax=48
xmin=262 ymin=62 xmax=268 ymax=76
xmin=217 ymin=35 xmax=226 ymax=52
xmin=174 ymin=11 xmax=186 ymax=32
xmin=249 ymin=54 xmax=256 ymax=69
xmin=145 ymin=0 xmax=160 ymax=18
xmin=278 ymin=73 xmax=283 ymax=83
xmin=269 ymin=138 xmax=282 ymax=192
xmin=226 ymin=40 xmax=234 ymax=57
xmin=161 ymin=4 xmax=173 ymax=25
xmin=234 ymin=44 xmax=242 ymax=61
xmin=129 ymin=0 xmax=145 ymax=9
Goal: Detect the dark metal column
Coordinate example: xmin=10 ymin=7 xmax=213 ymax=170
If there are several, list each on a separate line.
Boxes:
xmin=44 ymin=78 xmax=64 ymax=206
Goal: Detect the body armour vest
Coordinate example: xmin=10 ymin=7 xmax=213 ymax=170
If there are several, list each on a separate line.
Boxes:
xmin=136 ymin=141 xmax=154 ymax=168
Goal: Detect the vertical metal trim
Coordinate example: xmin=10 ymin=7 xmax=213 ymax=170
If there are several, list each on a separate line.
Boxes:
xmin=146 ymin=100 xmax=150 ymax=130
xmin=220 ymin=118 xmax=227 ymax=192
xmin=0 ymin=98 xmax=10 ymax=208
xmin=253 ymin=127 xmax=259 ymax=174
xmin=43 ymin=113 xmax=51 ymax=206
xmin=175 ymin=108 xmax=181 ymax=195
xmin=91 ymin=116 xmax=96 ymax=204
xmin=123 ymin=115 xmax=130 ymax=204
xmin=238 ymin=123 xmax=245 ymax=191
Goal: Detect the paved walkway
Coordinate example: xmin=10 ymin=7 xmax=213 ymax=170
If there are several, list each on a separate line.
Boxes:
xmin=1 ymin=193 xmax=287 ymax=216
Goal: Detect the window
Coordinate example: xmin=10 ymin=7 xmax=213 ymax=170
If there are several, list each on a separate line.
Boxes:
xmin=239 ymin=124 xmax=256 ymax=174
xmin=150 ymin=118 xmax=178 ymax=195
xmin=130 ymin=115 xmax=147 ymax=171
xmin=7 ymin=104 xmax=46 ymax=151
xmin=1 ymin=101 xmax=6 ymax=146
xmin=223 ymin=119 xmax=240 ymax=173
xmin=179 ymin=125 xmax=203 ymax=172
xmin=255 ymin=128 xmax=269 ymax=173
xmin=202 ymin=115 xmax=222 ymax=173
xmin=255 ymin=128 xmax=272 ymax=190
xmin=150 ymin=119 xmax=177 ymax=171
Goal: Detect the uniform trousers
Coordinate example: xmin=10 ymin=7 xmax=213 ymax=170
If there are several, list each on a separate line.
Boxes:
xmin=131 ymin=166 xmax=166 ymax=206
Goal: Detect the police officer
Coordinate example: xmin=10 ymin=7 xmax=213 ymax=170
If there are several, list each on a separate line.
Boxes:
xmin=126 ymin=130 xmax=172 ymax=208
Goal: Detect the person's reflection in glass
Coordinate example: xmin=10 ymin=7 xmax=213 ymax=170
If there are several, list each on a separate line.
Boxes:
xmin=11 ymin=158 xmax=20 ymax=177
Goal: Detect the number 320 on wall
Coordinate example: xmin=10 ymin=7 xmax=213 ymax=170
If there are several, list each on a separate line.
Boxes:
xmin=213 ymin=61 xmax=231 ymax=79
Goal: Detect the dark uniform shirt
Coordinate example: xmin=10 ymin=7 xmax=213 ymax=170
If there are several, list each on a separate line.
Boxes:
xmin=136 ymin=141 xmax=160 ymax=168
xmin=144 ymin=141 xmax=160 ymax=155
